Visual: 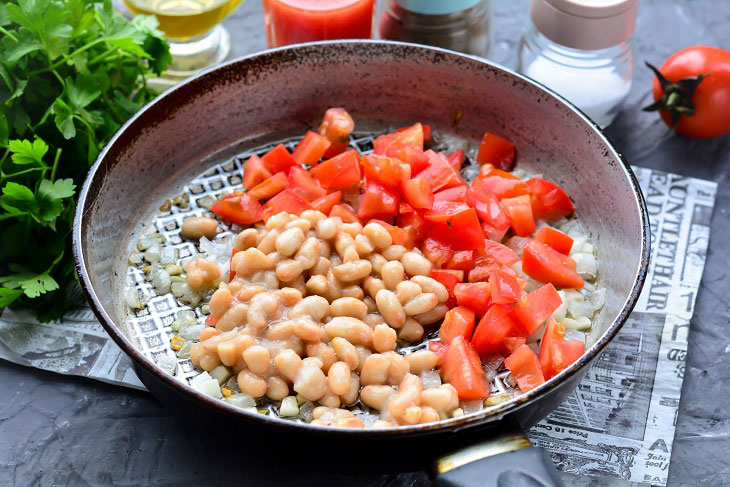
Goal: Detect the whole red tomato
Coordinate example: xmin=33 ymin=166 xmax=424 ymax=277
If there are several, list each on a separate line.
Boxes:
xmin=647 ymin=46 xmax=730 ymax=138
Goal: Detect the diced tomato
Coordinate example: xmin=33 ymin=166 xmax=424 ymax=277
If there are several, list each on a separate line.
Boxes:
xmin=480 ymin=240 xmax=520 ymax=267
xmin=504 ymin=344 xmax=545 ymax=393
xmin=399 ymin=202 xmax=414 ymax=214
xmin=424 ymin=201 xmax=470 ymax=223
xmin=534 ymin=227 xmax=573 ymax=255
xmin=551 ymin=340 xmax=585 ymax=375
xmin=373 ymin=134 xmax=395 ymax=155
xmin=228 ymin=249 xmax=241 ymax=281
xmin=389 ymin=146 xmax=430 ymax=174
xmin=446 ymin=250 xmax=476 ymax=271
xmin=513 ymin=283 xmax=562 ymax=334
xmin=261 ymin=144 xmax=299 ymax=175
xmin=481 ymin=222 xmax=509 ymax=242
xmin=396 ymin=123 xmax=431 ymax=147
xmin=330 ymin=203 xmax=360 ymax=223
xmin=438 ymin=307 xmax=476 ymax=344
xmin=522 ymin=240 xmax=584 ymax=289
xmin=310 ymin=150 xmax=361 ymax=189
xmin=287 ymin=166 xmax=326 ymax=201
xmin=369 ymin=218 xmax=412 ymax=248
xmin=262 ymin=189 xmax=312 ymax=221
xmin=323 ymin=141 xmax=349 ymax=159
xmin=476 ymin=133 xmax=516 ymax=171
xmin=357 ymin=182 xmax=400 ymax=220
xmin=211 ymin=192 xmax=263 ymax=225
xmin=429 ymin=341 xmax=449 ymax=367
xmin=292 ymin=131 xmax=331 ymax=166
xmin=504 ymin=336 xmax=526 ymax=354
xmin=526 ymin=178 xmax=574 ymax=220
xmin=319 ymin=107 xmax=354 ymax=150
xmin=396 ymin=211 xmax=431 ymax=245
xmin=489 ymin=268 xmax=523 ymax=304
xmin=421 ymin=237 xmax=452 ymax=266
xmin=473 ymin=191 xmax=511 ymax=234
xmin=447 ymin=150 xmax=465 ymax=171
xmin=392 ymin=123 xmax=424 ymax=150
xmin=434 ymin=186 xmax=468 ymax=202
xmin=428 ymin=206 xmax=485 ymax=252
xmin=361 ymin=154 xmax=411 ymax=188
xmin=473 ymin=169 xmax=528 ymax=199
xmin=247 ymin=172 xmax=287 ymax=201
xmin=468 ymin=240 xmax=520 ymax=283
xmin=311 ymin=191 xmax=341 ymax=215
xmin=454 ymin=282 xmax=492 ymax=316
xmin=538 ymin=318 xmax=566 ymax=379
xmin=441 ymin=336 xmax=489 ymax=400
xmin=438 ymin=269 xmax=465 ymax=280
xmin=242 ymin=154 xmax=272 ymax=190
xmin=471 ymin=303 xmax=522 ymax=356
xmin=430 ymin=269 xmax=461 ymax=308
xmin=502 ymin=194 xmax=536 ymax=237
xmin=417 ymin=150 xmax=465 ymax=192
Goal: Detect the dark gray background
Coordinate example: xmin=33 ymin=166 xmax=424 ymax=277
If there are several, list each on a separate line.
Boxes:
xmin=1 ymin=1 xmax=728 ymax=485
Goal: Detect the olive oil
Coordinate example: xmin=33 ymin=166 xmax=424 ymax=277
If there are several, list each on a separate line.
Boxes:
xmin=123 ymin=0 xmax=243 ymax=40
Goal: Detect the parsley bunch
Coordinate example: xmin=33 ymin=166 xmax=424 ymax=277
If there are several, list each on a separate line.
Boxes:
xmin=0 ymin=0 xmax=171 ymax=320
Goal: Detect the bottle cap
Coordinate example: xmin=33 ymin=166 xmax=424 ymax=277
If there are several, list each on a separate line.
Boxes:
xmin=395 ymin=0 xmax=481 ymax=15
xmin=530 ymin=0 xmax=638 ymax=50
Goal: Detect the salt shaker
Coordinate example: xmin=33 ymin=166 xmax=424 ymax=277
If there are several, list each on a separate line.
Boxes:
xmin=517 ymin=0 xmax=638 ymax=128
xmin=379 ymin=0 xmax=492 ymax=57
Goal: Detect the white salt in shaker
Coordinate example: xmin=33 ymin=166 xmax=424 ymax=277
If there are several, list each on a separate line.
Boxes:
xmin=517 ymin=0 xmax=638 ymax=128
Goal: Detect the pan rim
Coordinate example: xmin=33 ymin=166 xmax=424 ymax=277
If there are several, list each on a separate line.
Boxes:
xmin=72 ymin=39 xmax=650 ymax=437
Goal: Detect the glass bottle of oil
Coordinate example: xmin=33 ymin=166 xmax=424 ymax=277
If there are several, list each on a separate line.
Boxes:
xmin=123 ymin=0 xmax=243 ymax=78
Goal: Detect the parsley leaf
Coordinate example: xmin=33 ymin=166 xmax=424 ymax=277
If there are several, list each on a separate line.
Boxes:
xmin=0 ymin=0 xmax=170 ymax=320
xmin=7 ymin=138 xmax=49 ymax=165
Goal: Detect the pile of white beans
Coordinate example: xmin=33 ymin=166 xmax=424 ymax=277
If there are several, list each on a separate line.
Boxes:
xmin=180 ymin=210 xmax=461 ymax=428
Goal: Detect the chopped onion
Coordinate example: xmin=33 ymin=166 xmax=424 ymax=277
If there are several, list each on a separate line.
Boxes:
xmin=177 ymin=309 xmax=197 ymax=324
xmin=568 ymin=296 xmax=594 ymax=319
xmin=179 ymin=324 xmax=204 ymax=340
xmin=462 ymin=400 xmax=484 ymax=414
xmin=280 ymin=396 xmax=300 ymax=417
xmin=588 ymin=287 xmax=606 ymax=311
xmin=190 ymin=372 xmax=223 ymax=399
xmin=563 ymin=316 xmax=592 ymax=331
xmin=160 ymin=246 xmax=179 ymax=265
xmin=171 ymin=281 xmax=190 ymax=297
xmin=143 ymin=245 xmax=161 ymax=263
xmin=137 ymin=236 xmax=156 ymax=251
xmin=551 ymin=290 xmax=567 ymax=322
xmin=564 ymin=328 xmax=586 ymax=342
xmin=573 ymin=253 xmax=597 ymax=280
xmin=451 ymin=408 xmax=464 ymax=418
xmin=224 ymin=376 xmax=240 ymax=393
xmin=156 ymin=354 xmax=177 ymax=376
xmin=421 ymin=370 xmax=441 ymax=389
xmin=176 ymin=341 xmax=192 ymax=359
xmin=151 ymin=269 xmax=171 ymax=294
xmin=128 ymin=251 xmax=143 ymax=266
xmin=299 ymin=401 xmax=315 ymax=422
xmin=125 ymin=288 xmax=142 ymax=310
xmin=209 ymin=365 xmax=231 ymax=385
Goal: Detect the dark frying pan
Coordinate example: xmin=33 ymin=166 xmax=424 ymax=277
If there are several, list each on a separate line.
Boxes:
xmin=72 ymin=41 xmax=649 ymax=486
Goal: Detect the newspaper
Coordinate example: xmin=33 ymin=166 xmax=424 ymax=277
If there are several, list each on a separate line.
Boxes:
xmin=0 ymin=165 xmax=716 ymax=486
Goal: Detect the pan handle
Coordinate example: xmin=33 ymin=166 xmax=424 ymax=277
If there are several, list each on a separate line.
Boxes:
xmin=432 ymin=428 xmax=564 ymax=487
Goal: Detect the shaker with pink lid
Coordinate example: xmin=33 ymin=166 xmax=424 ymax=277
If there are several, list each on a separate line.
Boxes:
xmin=517 ymin=0 xmax=638 ymax=128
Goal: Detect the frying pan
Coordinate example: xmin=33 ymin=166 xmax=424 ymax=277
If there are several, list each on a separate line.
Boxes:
xmin=72 ymin=41 xmax=649 ymax=486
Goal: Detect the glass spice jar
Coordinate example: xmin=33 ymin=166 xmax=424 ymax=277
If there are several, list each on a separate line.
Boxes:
xmin=517 ymin=0 xmax=638 ymax=128
xmin=379 ymin=0 xmax=492 ymax=57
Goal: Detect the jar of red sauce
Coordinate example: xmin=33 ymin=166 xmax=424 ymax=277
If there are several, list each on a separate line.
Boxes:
xmin=263 ymin=0 xmax=376 ymax=48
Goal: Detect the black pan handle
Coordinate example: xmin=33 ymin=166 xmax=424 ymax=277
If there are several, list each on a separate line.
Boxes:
xmin=432 ymin=428 xmax=564 ymax=487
